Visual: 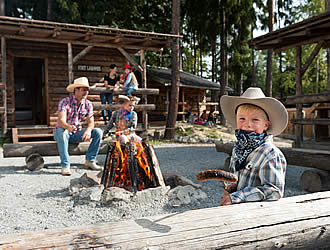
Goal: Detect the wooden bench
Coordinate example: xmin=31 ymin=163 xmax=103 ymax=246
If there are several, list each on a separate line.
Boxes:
xmin=0 ymin=191 xmax=329 ymax=249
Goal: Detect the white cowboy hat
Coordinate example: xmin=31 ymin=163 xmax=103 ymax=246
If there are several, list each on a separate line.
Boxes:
xmin=220 ymin=87 xmax=288 ymax=136
xmin=66 ymin=77 xmax=90 ymax=93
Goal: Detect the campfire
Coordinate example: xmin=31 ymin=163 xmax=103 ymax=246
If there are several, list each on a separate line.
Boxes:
xmin=101 ymin=127 xmax=165 ymax=193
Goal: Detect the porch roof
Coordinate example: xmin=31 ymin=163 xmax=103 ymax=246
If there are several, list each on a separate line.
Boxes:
xmin=248 ymin=10 xmax=330 ymax=52
xmin=0 ymin=16 xmax=181 ymax=52
xmin=148 ymin=67 xmax=233 ymax=92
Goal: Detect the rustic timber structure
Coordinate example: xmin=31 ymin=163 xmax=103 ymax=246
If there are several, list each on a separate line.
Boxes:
xmin=249 ymin=10 xmax=330 ymax=149
xmin=147 ymin=67 xmax=233 ymax=121
xmin=0 ymin=16 xmax=181 ymax=135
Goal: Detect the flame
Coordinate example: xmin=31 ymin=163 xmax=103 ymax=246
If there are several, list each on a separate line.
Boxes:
xmin=105 ymin=117 xmax=154 ymax=191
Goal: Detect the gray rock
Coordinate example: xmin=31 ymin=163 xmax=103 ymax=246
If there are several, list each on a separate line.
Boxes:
xmin=101 ymin=187 xmax=133 ymax=204
xmin=76 ymin=185 xmax=104 ymax=202
xmin=163 ymin=173 xmax=201 ymax=189
xmin=132 ymin=186 xmax=170 ymax=204
xmin=168 ymin=185 xmax=208 ymax=207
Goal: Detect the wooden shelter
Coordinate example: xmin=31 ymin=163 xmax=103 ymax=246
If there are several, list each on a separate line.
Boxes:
xmin=147 ymin=67 xmax=233 ymax=122
xmin=249 ymin=10 xmax=330 ymax=150
xmin=0 ymin=16 xmax=181 ymax=136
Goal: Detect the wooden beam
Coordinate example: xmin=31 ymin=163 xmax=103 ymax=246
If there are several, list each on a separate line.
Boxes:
xmin=88 ymin=87 xmax=159 ymax=95
xmin=4 ymin=34 xmax=165 ymax=52
xmin=67 ymin=42 xmax=73 ymax=83
xmin=140 ymin=49 xmax=148 ymax=130
xmin=215 ymin=142 xmax=330 ymax=171
xmin=291 ymin=118 xmax=330 ymax=125
xmin=300 ymin=41 xmax=324 ymax=76
xmin=93 ymin=104 xmax=155 ymax=112
xmin=83 ymin=31 xmax=93 ymax=41
xmin=117 ymin=47 xmax=143 ymax=72
xmin=1 ymin=36 xmax=7 ymax=135
xmin=1 ymin=191 xmax=330 ymax=249
xmin=286 ymin=92 xmax=330 ymax=104
xmin=18 ymin=25 xmax=26 ymax=35
xmin=295 ymin=46 xmax=303 ymax=148
xmin=73 ymin=45 xmax=93 ymax=64
xmin=50 ymin=28 xmax=61 ymax=38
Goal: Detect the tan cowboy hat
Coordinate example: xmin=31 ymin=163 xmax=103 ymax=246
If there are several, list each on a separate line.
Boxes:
xmin=220 ymin=87 xmax=288 ymax=136
xmin=66 ymin=77 xmax=90 ymax=93
xmin=118 ymin=95 xmax=139 ymax=104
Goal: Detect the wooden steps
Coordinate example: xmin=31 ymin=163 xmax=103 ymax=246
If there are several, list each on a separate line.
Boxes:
xmin=12 ymin=127 xmax=54 ymax=144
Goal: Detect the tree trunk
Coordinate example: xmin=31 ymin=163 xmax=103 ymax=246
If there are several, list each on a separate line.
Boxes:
xmin=219 ymin=8 xmax=227 ymax=125
xmin=47 ymin=0 xmax=53 ymax=21
xmin=0 ymin=0 xmax=5 ymax=16
xmin=251 ymin=25 xmax=256 ymax=87
xmin=266 ymin=0 xmax=274 ymax=97
xmin=164 ymin=0 xmax=180 ymax=140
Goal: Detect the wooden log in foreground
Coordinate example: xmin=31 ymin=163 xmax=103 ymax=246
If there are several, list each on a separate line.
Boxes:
xmin=215 ymin=142 xmax=330 ymax=171
xmin=2 ymin=141 xmax=110 ymax=158
xmin=285 ymin=92 xmax=330 ymax=104
xmin=1 ymin=191 xmax=330 ymax=249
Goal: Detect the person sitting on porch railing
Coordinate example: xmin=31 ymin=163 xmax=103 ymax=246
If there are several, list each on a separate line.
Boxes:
xmin=54 ymin=77 xmax=103 ymax=176
xmin=119 ymin=64 xmax=139 ymax=96
xmin=103 ymin=95 xmax=141 ymax=145
xmin=219 ymin=87 xmax=288 ymax=206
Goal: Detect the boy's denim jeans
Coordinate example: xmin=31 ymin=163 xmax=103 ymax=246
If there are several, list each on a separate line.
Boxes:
xmin=54 ymin=127 xmax=102 ymax=168
xmin=100 ymin=93 xmax=113 ymax=122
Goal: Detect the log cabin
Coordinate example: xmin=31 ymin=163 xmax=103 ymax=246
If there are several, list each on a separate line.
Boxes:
xmin=0 ymin=16 xmax=181 ymax=139
xmin=147 ymin=67 xmax=233 ymax=122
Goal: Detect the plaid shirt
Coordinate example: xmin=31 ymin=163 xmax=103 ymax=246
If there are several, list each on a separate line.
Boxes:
xmin=103 ymin=109 xmax=137 ymax=135
xmin=54 ymin=96 xmax=93 ymax=133
xmin=229 ymin=135 xmax=287 ymax=204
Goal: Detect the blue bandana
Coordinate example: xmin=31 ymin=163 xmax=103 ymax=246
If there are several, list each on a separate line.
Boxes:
xmin=233 ymin=129 xmax=267 ymax=171
xmin=120 ymin=108 xmax=133 ymax=121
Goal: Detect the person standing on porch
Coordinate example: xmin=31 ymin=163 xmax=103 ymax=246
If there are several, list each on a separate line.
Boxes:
xmin=101 ymin=64 xmax=120 ymax=124
xmin=54 ymin=77 xmax=103 ymax=176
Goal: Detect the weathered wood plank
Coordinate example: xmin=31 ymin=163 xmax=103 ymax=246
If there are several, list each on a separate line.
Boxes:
xmin=286 ymin=92 xmax=330 ymax=104
xmin=215 ymin=142 xmax=330 ymax=171
xmin=0 ymin=192 xmax=330 ymax=249
xmin=93 ymin=104 xmax=155 ymax=112
xmin=89 ymin=87 xmax=159 ymax=95
xmin=291 ymin=118 xmax=330 ymax=125
xmin=3 ymin=141 xmax=109 ymax=157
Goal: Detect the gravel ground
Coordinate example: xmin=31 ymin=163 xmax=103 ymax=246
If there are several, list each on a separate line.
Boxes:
xmin=0 ymin=143 xmax=310 ymax=236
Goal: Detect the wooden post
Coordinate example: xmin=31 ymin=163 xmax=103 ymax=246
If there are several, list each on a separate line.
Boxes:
xmin=295 ymin=46 xmax=303 ymax=148
xmin=197 ymin=91 xmax=200 ymax=118
xmin=67 ymin=42 xmax=73 ymax=83
xmin=182 ymin=88 xmax=185 ymax=121
xmin=140 ymin=49 xmax=148 ymax=130
xmin=1 ymin=36 xmax=7 ymax=135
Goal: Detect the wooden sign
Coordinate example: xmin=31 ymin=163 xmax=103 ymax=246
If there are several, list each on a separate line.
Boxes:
xmin=77 ymin=65 xmax=102 ymax=72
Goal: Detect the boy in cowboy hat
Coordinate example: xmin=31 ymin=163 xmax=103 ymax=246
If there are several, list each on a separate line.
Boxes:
xmin=219 ymin=87 xmax=288 ymax=206
xmin=54 ymin=77 xmax=103 ymax=176
xmin=103 ymin=95 xmax=141 ymax=144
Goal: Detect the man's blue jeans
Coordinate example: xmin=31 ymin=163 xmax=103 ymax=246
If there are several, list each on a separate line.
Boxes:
xmin=54 ymin=127 xmax=102 ymax=167
xmin=100 ymin=93 xmax=113 ymax=122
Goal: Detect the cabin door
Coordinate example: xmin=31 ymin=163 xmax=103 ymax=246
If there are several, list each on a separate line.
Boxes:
xmin=14 ymin=57 xmax=46 ymax=125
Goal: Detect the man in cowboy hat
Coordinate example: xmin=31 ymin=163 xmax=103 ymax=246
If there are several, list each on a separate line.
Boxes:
xmin=54 ymin=77 xmax=103 ymax=176
xmin=103 ymin=95 xmax=141 ymax=144
xmin=219 ymin=87 xmax=288 ymax=206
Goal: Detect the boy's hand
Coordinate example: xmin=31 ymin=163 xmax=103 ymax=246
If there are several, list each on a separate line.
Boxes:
xmin=220 ymin=190 xmax=232 ymax=206
xmin=225 ymin=183 xmax=237 ymax=193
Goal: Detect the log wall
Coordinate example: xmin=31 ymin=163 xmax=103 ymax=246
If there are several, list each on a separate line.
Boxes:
xmin=1 ymin=40 xmax=127 ymax=127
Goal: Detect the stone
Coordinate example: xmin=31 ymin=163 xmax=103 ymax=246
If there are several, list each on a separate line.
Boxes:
xmin=76 ymin=185 xmax=104 ymax=202
xmin=132 ymin=186 xmax=170 ymax=204
xmin=168 ymin=185 xmax=208 ymax=207
xmin=101 ymin=187 xmax=133 ymax=204
xmin=69 ymin=172 xmax=101 ymax=195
